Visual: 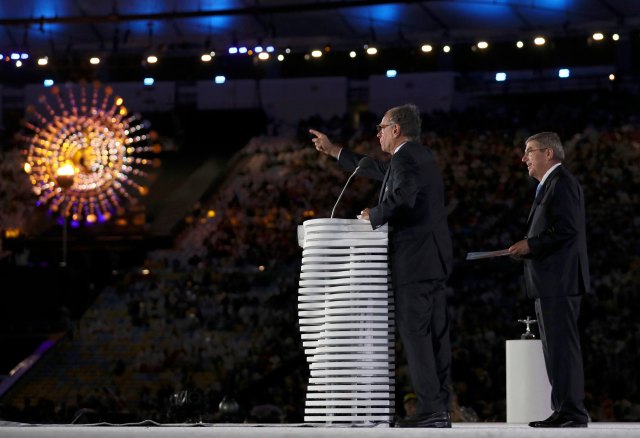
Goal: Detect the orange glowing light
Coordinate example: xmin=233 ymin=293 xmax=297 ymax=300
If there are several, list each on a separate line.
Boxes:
xmin=22 ymin=82 xmax=161 ymax=225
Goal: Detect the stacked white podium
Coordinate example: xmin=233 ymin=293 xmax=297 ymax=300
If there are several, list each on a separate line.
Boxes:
xmin=297 ymin=218 xmax=395 ymax=424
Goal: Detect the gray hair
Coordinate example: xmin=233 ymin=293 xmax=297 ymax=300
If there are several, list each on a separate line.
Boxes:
xmin=525 ymin=132 xmax=565 ymax=161
xmin=386 ymin=104 xmax=422 ymax=140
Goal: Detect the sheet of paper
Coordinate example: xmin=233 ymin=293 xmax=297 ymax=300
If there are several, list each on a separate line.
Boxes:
xmin=465 ymin=249 xmax=511 ymax=260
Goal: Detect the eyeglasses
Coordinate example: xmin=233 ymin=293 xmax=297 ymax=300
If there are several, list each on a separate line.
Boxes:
xmin=376 ymin=122 xmax=395 ymax=133
xmin=523 ymin=147 xmax=549 ymax=156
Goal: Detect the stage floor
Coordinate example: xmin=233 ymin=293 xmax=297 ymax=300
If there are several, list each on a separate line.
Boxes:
xmin=2 ymin=422 xmax=640 ymax=438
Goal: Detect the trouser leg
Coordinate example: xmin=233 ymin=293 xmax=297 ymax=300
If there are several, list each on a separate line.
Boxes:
xmin=535 ymin=296 xmax=588 ymax=421
xmin=396 ymin=280 xmax=451 ymax=413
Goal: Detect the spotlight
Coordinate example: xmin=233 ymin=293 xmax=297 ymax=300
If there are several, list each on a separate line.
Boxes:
xmin=258 ymin=52 xmax=269 ymax=60
xmin=592 ymin=32 xmax=604 ymax=41
xmin=201 ymin=53 xmax=212 ymax=62
xmin=239 ymin=47 xmax=248 ymax=54
xmin=254 ymin=46 xmax=263 ymax=53
xmin=516 ymin=41 xmax=524 ymax=49
xmin=495 ymin=72 xmax=507 ymax=82
xmin=609 ymin=73 xmax=615 ymax=81
xmin=349 ymin=51 xmax=357 ymax=58
xmin=421 ymin=44 xmax=433 ymax=53
xmin=266 ymin=46 xmax=275 ymax=53
xmin=16 ymin=60 xmax=23 ymax=67
xmin=228 ymin=47 xmax=238 ymax=54
xmin=143 ymin=77 xmax=155 ymax=86
xmin=534 ymin=37 xmax=546 ymax=46
xmin=37 ymin=56 xmax=49 ymax=66
xmin=146 ymin=55 xmax=158 ymax=64
xmin=277 ymin=54 xmax=284 ymax=61
xmin=311 ymin=50 xmax=322 ymax=58
xmin=443 ymin=45 xmax=451 ymax=53
xmin=20 ymin=53 xmax=29 ymax=59
xmin=477 ymin=41 xmax=489 ymax=49
xmin=89 ymin=57 xmax=100 ymax=65
xmin=386 ymin=69 xmax=397 ymax=78
xmin=214 ymin=75 xmax=226 ymax=84
xmin=43 ymin=79 xmax=54 ymax=87
xmin=558 ymin=68 xmax=570 ymax=78
xmin=612 ymin=34 xmax=620 ymax=41
xmin=366 ymin=47 xmax=378 ymax=55
xmin=10 ymin=53 xmax=20 ymax=60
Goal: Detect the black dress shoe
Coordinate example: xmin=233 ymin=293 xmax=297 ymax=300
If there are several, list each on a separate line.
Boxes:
xmin=396 ymin=411 xmax=451 ymax=428
xmin=529 ymin=413 xmax=587 ymax=428
xmin=529 ymin=412 xmax=559 ymax=426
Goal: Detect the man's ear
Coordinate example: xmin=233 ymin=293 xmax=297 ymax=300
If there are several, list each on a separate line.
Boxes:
xmin=546 ymin=148 xmax=554 ymax=160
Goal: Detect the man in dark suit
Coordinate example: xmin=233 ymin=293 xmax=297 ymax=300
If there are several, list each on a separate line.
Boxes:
xmin=508 ymin=132 xmax=590 ymax=428
xmin=310 ymin=104 xmax=453 ymax=428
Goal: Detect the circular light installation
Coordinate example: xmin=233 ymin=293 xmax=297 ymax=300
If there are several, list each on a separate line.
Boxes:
xmin=22 ymin=81 xmax=161 ymax=225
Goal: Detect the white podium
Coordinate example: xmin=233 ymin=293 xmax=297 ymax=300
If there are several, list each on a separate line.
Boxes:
xmin=297 ymin=218 xmax=395 ymax=424
xmin=506 ymin=339 xmax=553 ymax=423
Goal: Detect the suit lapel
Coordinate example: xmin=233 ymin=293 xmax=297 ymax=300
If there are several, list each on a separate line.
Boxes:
xmin=527 ymin=166 xmax=561 ymax=224
xmin=527 ymin=187 xmax=543 ymax=224
xmin=379 ymin=167 xmax=391 ymax=203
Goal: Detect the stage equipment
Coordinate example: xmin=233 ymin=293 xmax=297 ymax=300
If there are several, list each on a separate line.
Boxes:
xmin=506 ymin=317 xmax=552 ymax=423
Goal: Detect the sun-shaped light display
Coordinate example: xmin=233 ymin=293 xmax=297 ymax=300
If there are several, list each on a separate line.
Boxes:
xmin=22 ymin=81 xmax=161 ymax=226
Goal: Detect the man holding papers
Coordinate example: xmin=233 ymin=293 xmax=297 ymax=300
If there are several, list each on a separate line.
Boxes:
xmin=508 ymin=132 xmax=590 ymax=428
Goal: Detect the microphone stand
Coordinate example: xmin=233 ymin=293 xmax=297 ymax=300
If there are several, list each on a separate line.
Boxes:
xmin=331 ymin=166 xmax=359 ymax=218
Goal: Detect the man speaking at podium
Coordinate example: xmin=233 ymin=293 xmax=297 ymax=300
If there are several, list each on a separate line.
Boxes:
xmin=310 ymin=104 xmax=453 ymax=428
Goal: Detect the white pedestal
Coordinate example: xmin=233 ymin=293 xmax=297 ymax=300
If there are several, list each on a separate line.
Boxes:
xmin=506 ymin=339 xmax=553 ymax=423
xmin=297 ymin=218 xmax=394 ymax=424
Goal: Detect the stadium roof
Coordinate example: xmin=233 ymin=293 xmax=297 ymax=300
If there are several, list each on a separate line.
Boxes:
xmin=2 ymin=1 xmax=638 ymax=53
xmin=1 ymin=1 xmax=638 ymax=81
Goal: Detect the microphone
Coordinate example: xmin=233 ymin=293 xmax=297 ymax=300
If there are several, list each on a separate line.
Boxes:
xmin=331 ymin=157 xmax=373 ymax=219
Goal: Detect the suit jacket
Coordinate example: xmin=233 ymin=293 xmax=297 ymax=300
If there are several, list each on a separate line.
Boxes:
xmin=338 ymin=142 xmax=453 ymax=286
xmin=524 ymin=165 xmax=590 ymax=298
